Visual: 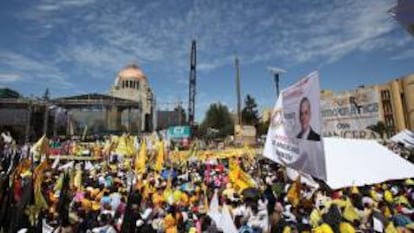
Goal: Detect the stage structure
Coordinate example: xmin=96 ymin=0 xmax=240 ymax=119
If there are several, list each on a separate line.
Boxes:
xmin=53 ymin=93 xmax=141 ymax=135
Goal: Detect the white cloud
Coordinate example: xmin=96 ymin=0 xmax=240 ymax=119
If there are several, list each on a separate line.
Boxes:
xmin=36 ymin=0 xmax=97 ymax=11
xmin=0 ymin=73 xmax=21 ymax=83
xmin=0 ymin=51 xmax=73 ymax=89
xmin=4 ymin=0 xmax=412 ymax=112
xmin=16 ymin=0 xmax=405 ymax=78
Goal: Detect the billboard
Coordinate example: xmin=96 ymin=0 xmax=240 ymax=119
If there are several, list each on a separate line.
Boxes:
xmin=167 ymin=126 xmax=191 ymax=139
xmin=264 ymin=71 xmax=326 ymax=180
xmin=321 ymin=87 xmax=381 ymax=139
xmin=234 ymin=125 xmax=256 ymax=137
xmin=234 ymin=124 xmax=257 ymax=145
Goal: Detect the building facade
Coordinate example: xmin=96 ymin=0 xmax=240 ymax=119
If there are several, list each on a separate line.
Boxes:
xmin=110 ymin=64 xmax=155 ymax=132
xmin=321 ymin=73 xmax=414 ymax=139
xmin=156 ymin=105 xmax=186 ymax=130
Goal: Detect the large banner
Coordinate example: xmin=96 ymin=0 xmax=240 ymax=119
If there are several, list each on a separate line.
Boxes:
xmin=264 ymin=71 xmax=326 ymax=180
xmin=321 ymin=87 xmax=381 ymax=139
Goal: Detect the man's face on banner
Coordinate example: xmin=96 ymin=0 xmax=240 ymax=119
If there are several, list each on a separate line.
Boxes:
xmin=300 ymin=99 xmax=311 ymax=131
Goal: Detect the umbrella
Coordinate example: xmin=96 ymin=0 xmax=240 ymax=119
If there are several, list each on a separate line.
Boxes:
xmin=180 ymin=182 xmax=195 ymax=192
xmin=161 ymin=169 xmax=177 ymax=180
xmin=241 ymin=187 xmax=260 ymax=199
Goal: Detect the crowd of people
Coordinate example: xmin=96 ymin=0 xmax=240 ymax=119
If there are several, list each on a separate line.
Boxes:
xmin=0 ymin=133 xmax=414 ymax=233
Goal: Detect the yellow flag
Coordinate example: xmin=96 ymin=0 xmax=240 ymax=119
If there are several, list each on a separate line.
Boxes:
xmin=31 ymin=135 xmax=49 ymax=159
xmin=12 ymin=158 xmax=31 ymax=184
xmin=155 ymin=140 xmax=165 ymax=172
xmin=102 ymin=137 xmax=113 ymax=156
xmin=143 ymin=181 xmax=154 ymax=199
xmin=34 ymin=160 xmax=49 ymax=178
xmin=385 ymin=222 xmax=398 ymax=233
xmin=342 ymin=199 xmax=360 ymax=222
xmin=54 ymin=173 xmax=64 ymax=192
xmin=73 ymin=168 xmax=82 ymax=190
xmin=310 ymin=208 xmax=321 ymax=227
xmin=228 ymin=158 xmax=256 ymax=191
xmin=135 ymin=139 xmax=147 ymax=173
xmin=34 ymin=160 xmax=50 ymax=211
xmin=115 ymin=135 xmax=131 ymax=156
xmin=127 ymin=136 xmax=138 ymax=156
xmin=351 ymin=186 xmax=359 ymax=194
xmin=287 ymin=176 xmax=301 ymax=207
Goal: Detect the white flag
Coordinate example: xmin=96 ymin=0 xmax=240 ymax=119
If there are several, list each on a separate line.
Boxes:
xmin=43 ymin=219 xmax=54 ymax=233
xmin=85 ymin=161 xmax=94 ymax=170
xmin=208 ymin=190 xmax=221 ymax=226
xmin=58 ymin=161 xmax=74 ymax=171
xmin=52 ymin=156 xmax=60 ymax=169
xmin=220 ymin=205 xmax=238 ymax=233
xmin=373 ymin=216 xmax=384 ymax=233
xmin=286 ymin=167 xmax=319 ymax=189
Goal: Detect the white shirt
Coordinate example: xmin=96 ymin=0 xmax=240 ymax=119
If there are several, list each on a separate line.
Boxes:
xmin=301 ymin=128 xmax=311 ymax=140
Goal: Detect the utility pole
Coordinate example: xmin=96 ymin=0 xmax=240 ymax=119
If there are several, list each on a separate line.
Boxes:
xmin=235 ymin=56 xmax=242 ymax=126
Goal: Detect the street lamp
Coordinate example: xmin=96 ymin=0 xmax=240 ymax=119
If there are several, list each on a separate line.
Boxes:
xmin=267 ymin=67 xmax=286 ymax=97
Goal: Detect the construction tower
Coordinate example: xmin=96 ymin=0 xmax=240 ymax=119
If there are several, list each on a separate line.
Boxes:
xmin=188 ymin=40 xmax=197 ymax=128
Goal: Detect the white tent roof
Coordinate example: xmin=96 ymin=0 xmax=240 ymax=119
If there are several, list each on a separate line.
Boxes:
xmin=324 ymin=137 xmax=414 ymax=189
xmin=390 ymin=129 xmax=414 ymax=149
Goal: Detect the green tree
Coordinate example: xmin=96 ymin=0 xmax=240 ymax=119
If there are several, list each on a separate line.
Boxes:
xmin=241 ymin=94 xmax=260 ymax=126
xmin=199 ymin=103 xmax=234 ymax=138
xmin=257 ymin=120 xmax=270 ymax=136
xmin=367 ymin=121 xmax=394 ymax=139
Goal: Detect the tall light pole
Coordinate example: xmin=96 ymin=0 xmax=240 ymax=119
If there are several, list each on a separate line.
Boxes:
xmin=267 ymin=67 xmax=286 ymax=97
xmin=235 ymin=56 xmax=242 ymax=126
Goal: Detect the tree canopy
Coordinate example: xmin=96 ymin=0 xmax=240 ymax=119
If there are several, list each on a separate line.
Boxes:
xmin=199 ymin=102 xmax=234 ymax=138
xmin=367 ymin=121 xmax=394 ymax=139
xmin=241 ymin=94 xmax=260 ymax=126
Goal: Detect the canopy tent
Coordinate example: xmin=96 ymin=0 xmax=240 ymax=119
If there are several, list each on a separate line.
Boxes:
xmin=390 ymin=129 xmax=414 ymax=149
xmin=324 ymin=137 xmax=414 ymax=189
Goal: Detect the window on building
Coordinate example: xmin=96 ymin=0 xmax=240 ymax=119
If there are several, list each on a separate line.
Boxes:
xmin=136 ymin=81 xmax=140 ymax=90
xmin=383 ymin=101 xmax=393 ymax=115
xmin=381 ymin=90 xmax=391 ymax=100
